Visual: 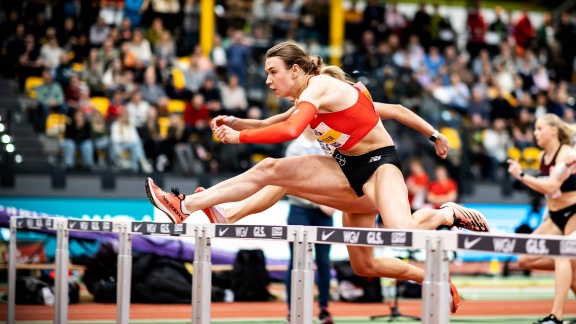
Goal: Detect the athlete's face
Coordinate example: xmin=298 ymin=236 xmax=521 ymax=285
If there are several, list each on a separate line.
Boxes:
xmin=265 ymin=56 xmax=294 ymax=98
xmin=534 ymin=118 xmax=556 ymax=148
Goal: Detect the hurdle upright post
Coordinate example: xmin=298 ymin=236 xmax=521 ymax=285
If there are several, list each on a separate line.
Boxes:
xmin=192 ymin=224 xmax=212 ymax=324
xmin=290 ymin=226 xmax=314 ymax=324
xmin=7 ymin=217 xmax=17 ymax=324
xmin=54 ymin=218 xmax=69 ymax=324
xmin=421 ymin=235 xmax=450 ymax=324
xmin=116 ymin=221 xmax=132 ymax=324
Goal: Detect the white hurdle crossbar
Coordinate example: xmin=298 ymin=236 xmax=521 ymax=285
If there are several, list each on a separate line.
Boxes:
xmin=8 ymin=216 xmax=576 ymax=324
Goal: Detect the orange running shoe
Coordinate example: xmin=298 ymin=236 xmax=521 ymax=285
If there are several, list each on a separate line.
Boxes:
xmin=195 ymin=187 xmax=227 ymax=223
xmin=145 ymin=178 xmax=189 ymax=224
xmin=449 ymin=278 xmax=460 ymax=313
xmin=441 ymin=202 xmax=490 ymax=232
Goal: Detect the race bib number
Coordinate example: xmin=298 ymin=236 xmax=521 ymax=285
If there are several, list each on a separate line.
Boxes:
xmin=312 ymin=122 xmax=351 ymax=155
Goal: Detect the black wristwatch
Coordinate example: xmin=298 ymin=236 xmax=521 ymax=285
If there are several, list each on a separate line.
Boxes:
xmin=519 ymin=172 xmax=525 ymax=179
xmin=429 ymin=130 xmax=439 ymax=142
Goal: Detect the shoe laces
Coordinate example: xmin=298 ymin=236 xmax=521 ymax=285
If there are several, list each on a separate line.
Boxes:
xmin=170 ymin=187 xmax=184 ymax=200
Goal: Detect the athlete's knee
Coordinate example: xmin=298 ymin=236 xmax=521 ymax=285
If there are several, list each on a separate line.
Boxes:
xmin=350 ymin=258 xmax=377 ymax=277
xmin=251 ymin=157 xmax=280 ymax=180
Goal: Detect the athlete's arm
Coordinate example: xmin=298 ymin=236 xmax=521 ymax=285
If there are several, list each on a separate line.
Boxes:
xmin=375 ymin=102 xmax=449 ymax=159
xmin=210 ymin=107 xmax=296 ymax=131
xmin=508 ymin=148 xmax=571 ymax=195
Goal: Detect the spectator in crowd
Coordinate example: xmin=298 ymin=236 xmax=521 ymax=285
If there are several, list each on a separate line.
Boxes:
xmin=110 ymin=109 xmax=152 ymax=173
xmin=513 ymin=7 xmax=535 ymax=53
xmin=107 ymin=88 xmax=126 ymax=123
xmin=40 ymin=35 xmax=65 ymax=70
xmin=54 ymin=53 xmax=74 ymax=88
xmin=406 ymin=157 xmax=430 ymax=212
xmin=146 ymin=17 xmax=165 ymax=44
xmin=483 ymin=118 xmax=512 ymax=181
xmin=271 ymin=0 xmax=299 ymax=41
xmin=60 ymin=110 xmax=94 ymax=171
xmin=64 ymin=73 xmax=82 ymax=111
xmin=89 ymin=17 xmax=110 ymax=47
xmin=511 ymin=108 xmax=535 ymax=150
xmin=129 ymin=29 xmax=153 ymax=67
xmin=84 ymin=49 xmax=106 ymax=96
xmin=140 ymin=68 xmax=168 ymax=106
xmin=165 ymin=113 xmax=201 ymax=174
xmin=181 ymin=0 xmax=200 ymax=54
xmin=77 ymin=86 xmax=98 ymax=119
xmin=18 ymin=34 xmax=43 ymax=92
xmin=427 ymin=165 xmax=458 ymax=209
xmin=220 ymin=74 xmax=248 ymax=118
xmin=102 ymin=58 xmax=125 ymax=93
xmin=34 ymin=69 xmax=67 ymax=130
xmin=126 ymin=91 xmax=151 ymax=126
xmin=154 ymin=30 xmax=176 ymax=64
xmin=137 ymin=107 xmax=164 ymax=171
xmin=91 ymin=109 xmax=111 ymax=166
xmin=3 ymin=22 xmax=26 ymax=79
xmin=465 ymin=2 xmax=487 ymax=60
xmin=124 ymin=0 xmax=146 ymax=27
xmin=209 ymin=33 xmax=228 ymax=80
xmin=226 ymin=30 xmax=251 ymax=86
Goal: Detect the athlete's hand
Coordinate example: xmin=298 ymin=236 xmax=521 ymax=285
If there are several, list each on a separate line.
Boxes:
xmin=211 ymin=115 xmax=235 ymax=130
xmin=507 ymin=159 xmax=522 ymax=179
xmin=215 ymin=125 xmax=241 ymax=144
xmin=434 ymin=133 xmax=450 ymax=159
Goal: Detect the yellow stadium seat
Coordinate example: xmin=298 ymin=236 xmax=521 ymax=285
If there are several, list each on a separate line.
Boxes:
xmin=171 ymin=68 xmax=186 ymax=91
xmin=251 ymin=153 xmax=268 ymax=164
xmin=157 ymin=117 xmax=170 ymax=138
xmin=45 ymin=113 xmax=67 ymax=138
xmin=25 ymin=76 xmax=44 ymax=98
xmin=507 ymin=147 xmax=521 ymax=161
xmin=90 ymin=97 xmax=110 ymax=117
xmin=72 ymin=62 xmax=84 ymax=72
xmin=167 ymin=99 xmax=186 ymax=113
xmin=522 ymin=146 xmax=541 ymax=170
xmin=440 ymin=127 xmax=461 ymax=151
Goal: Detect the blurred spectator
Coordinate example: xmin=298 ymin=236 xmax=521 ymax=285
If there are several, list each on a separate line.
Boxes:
xmin=165 ymin=113 xmax=202 ymax=174
xmin=71 ymin=34 xmax=90 ymax=64
xmin=140 ymin=68 xmax=168 ymax=106
xmin=89 ymin=17 xmax=110 ymax=48
xmin=411 ymin=3 xmax=431 ymax=50
xmin=490 ymin=87 xmax=516 ymax=123
xmin=362 ymin=0 xmax=386 ymax=42
xmin=18 ymin=34 xmax=43 ymax=92
xmin=126 ymin=91 xmax=151 ymax=126
xmin=556 ymin=11 xmax=576 ymax=82
xmin=144 ymin=0 xmax=180 ymax=31
xmin=532 ymin=65 xmax=550 ymax=92
xmin=77 ymin=86 xmax=97 ymax=119
xmin=177 ymin=55 xmax=206 ymax=97
xmin=137 ymin=107 xmax=164 ymax=171
xmin=191 ymin=44 xmax=214 ymax=73
xmin=100 ymin=0 xmax=125 ymax=26
xmin=511 ymin=108 xmax=535 ymax=150
xmin=60 ymin=110 xmax=94 ymax=171
xmin=54 ymin=53 xmax=74 ymax=88
xmin=210 ymin=34 xmax=228 ymax=80
xmin=465 ymin=2 xmax=487 ymax=60
xmin=99 ymin=39 xmax=120 ymax=68
xmin=124 ymin=0 xmax=146 ymax=27
xmin=272 ymin=0 xmax=299 ymax=41
xmin=220 ymin=74 xmax=248 ymax=118
xmin=482 ymin=118 xmax=511 ymax=181
xmin=198 ymin=77 xmax=222 ymax=116
xmin=386 ymin=2 xmax=408 ymax=38
xmin=84 ymin=49 xmax=106 ymax=96
xmin=3 ymin=23 xmax=26 ymax=79
xmin=34 ymin=69 xmax=67 ymax=131
xmin=147 ymin=17 xmax=165 ymax=44
xmin=181 ymin=0 xmax=200 ymax=55
xmin=107 ymin=89 xmax=127 ymax=123
xmin=406 ymin=157 xmax=430 ymax=212
xmin=432 ymin=72 xmax=470 ymax=114
xmin=513 ymin=7 xmax=535 ymax=52
xmin=91 ymin=110 xmax=111 ymax=166
xmin=468 ymin=87 xmax=490 ymax=126
xmin=226 ymin=31 xmax=250 ymax=86
xmin=110 ymin=109 xmax=152 ymax=173
xmin=102 ymin=58 xmax=125 ymax=93
xmin=64 ymin=73 xmax=82 ymax=110
xmin=424 ymin=46 xmax=445 ymax=78
xmin=427 ymin=165 xmax=457 ymax=209
xmin=119 ymin=17 xmax=134 ymax=43
xmin=40 ymin=36 xmax=65 ymax=70
xmin=487 ymin=6 xmax=509 ymax=56
xmin=184 ymin=93 xmax=212 ymax=146
xmin=129 ymin=29 xmax=152 ymax=67
xmin=154 ymin=30 xmax=176 ymax=63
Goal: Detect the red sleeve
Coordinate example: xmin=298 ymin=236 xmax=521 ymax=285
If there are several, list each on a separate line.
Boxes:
xmin=239 ymin=101 xmax=317 ymax=144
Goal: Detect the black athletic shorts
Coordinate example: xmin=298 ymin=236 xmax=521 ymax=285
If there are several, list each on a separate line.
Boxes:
xmin=549 ymin=203 xmax=576 ymax=232
xmin=332 ymin=145 xmax=402 ymax=197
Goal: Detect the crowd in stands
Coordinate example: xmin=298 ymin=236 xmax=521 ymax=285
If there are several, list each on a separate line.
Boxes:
xmin=0 ymin=1 xmax=575 ymax=188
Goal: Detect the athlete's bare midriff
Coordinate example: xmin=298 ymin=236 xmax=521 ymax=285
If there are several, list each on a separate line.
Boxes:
xmin=339 ymin=123 xmax=395 ymax=156
xmin=547 ymin=190 xmax=576 ymax=211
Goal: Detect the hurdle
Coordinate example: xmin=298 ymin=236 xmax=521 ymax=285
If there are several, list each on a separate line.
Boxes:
xmin=7 ymin=216 xmax=576 ymax=324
